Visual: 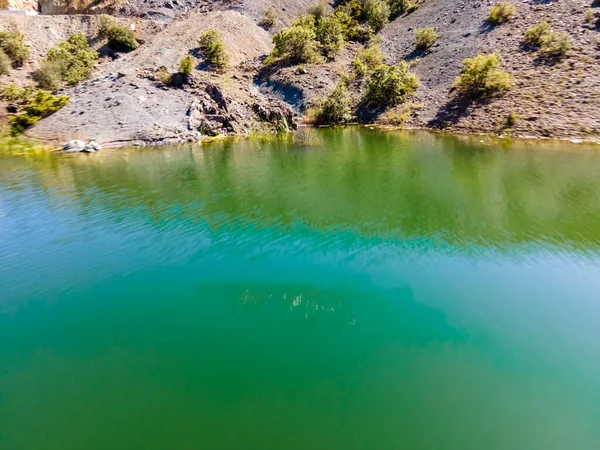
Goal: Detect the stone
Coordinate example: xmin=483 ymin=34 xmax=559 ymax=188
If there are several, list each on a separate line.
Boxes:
xmin=63 ymin=140 xmax=86 ymax=152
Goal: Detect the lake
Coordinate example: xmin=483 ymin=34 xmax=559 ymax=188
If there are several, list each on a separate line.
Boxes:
xmin=1 ymin=129 xmax=600 ymax=449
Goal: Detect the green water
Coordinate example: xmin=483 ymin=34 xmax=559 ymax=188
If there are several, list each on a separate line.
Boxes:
xmin=1 ymin=129 xmax=600 ymax=450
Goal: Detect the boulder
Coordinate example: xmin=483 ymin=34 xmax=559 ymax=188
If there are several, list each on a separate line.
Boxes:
xmin=63 ymin=140 xmax=86 ymax=152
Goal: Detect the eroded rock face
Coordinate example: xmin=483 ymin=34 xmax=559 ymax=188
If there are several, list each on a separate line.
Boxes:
xmin=252 ymin=100 xmax=296 ymax=131
xmin=187 ymin=84 xmax=239 ymax=136
xmin=38 ymin=0 xmax=122 ymax=14
xmin=0 ymin=0 xmax=38 ymax=11
xmin=187 ymin=82 xmax=297 ymax=137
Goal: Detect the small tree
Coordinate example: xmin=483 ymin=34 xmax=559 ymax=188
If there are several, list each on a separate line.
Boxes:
xmin=388 ymin=0 xmax=411 ymax=19
xmin=523 ymin=22 xmax=551 ymax=47
xmin=32 ymin=62 xmax=63 ymax=91
xmin=46 ymin=34 xmax=98 ymax=86
xmin=308 ymin=1 xmax=329 ymax=20
xmin=0 ymin=31 xmax=30 ymax=67
xmin=365 ymin=0 xmax=390 ymax=32
xmin=317 ymin=82 xmax=352 ymax=125
xmin=198 ymin=29 xmax=230 ymax=70
xmin=454 ymin=52 xmax=513 ymax=97
xmin=415 ymin=27 xmax=438 ymax=50
xmin=316 ymin=15 xmax=345 ymax=57
xmin=269 ymin=23 xmax=319 ymax=63
xmin=363 ymin=61 xmax=419 ymax=108
xmin=352 ymin=40 xmax=384 ymax=78
xmin=106 ymin=25 xmax=138 ymax=52
xmin=488 ymin=1 xmax=515 ymax=25
xmin=0 ymin=49 xmax=11 ymax=75
xmin=9 ymin=90 xmax=68 ymax=136
xmin=179 ymin=54 xmax=194 ymax=75
xmin=260 ymin=7 xmax=278 ymax=29
xmin=539 ymin=32 xmax=571 ymax=59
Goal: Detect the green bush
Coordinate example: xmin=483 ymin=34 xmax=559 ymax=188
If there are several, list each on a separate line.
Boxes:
xmin=388 ymin=0 xmax=411 ymax=18
xmin=488 ymin=1 xmax=515 ymax=25
xmin=106 ymin=24 xmax=138 ymax=52
xmin=316 ymin=15 xmax=345 ymax=57
xmin=308 ymin=1 xmax=329 ymax=20
xmin=334 ymin=8 xmax=374 ymax=42
xmin=585 ymin=9 xmax=595 ymax=24
xmin=158 ymin=66 xmax=172 ymax=86
xmin=198 ymin=29 xmax=230 ymax=70
xmin=46 ymin=34 xmax=98 ymax=86
xmin=179 ymin=54 xmax=194 ymax=75
xmin=0 ymin=49 xmax=11 ymax=75
xmin=504 ymin=111 xmax=519 ymax=128
xmin=9 ymin=89 xmax=68 ymax=136
xmin=0 ymin=31 xmax=30 ymax=67
xmin=338 ymin=0 xmax=363 ymax=20
xmin=539 ymin=32 xmax=571 ymax=59
xmin=1 ymin=83 xmax=32 ymax=102
xmin=364 ymin=0 xmax=390 ymax=32
xmin=523 ymin=22 xmax=551 ymax=46
xmin=352 ymin=39 xmax=384 ymax=78
xmin=269 ymin=20 xmax=319 ymax=63
xmin=363 ymin=61 xmax=419 ymax=108
xmin=415 ymin=27 xmax=438 ymax=50
xmin=317 ymin=82 xmax=352 ymax=125
xmin=32 ymin=62 xmax=63 ymax=91
xmin=406 ymin=3 xmax=420 ymax=13
xmin=260 ymin=7 xmax=278 ymax=29
xmin=454 ymin=52 xmax=513 ymax=97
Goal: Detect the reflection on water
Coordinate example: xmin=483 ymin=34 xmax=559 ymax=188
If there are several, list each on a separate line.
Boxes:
xmin=1 ymin=129 xmax=600 ymax=450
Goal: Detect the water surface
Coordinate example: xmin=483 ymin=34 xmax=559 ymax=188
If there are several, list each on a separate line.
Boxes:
xmin=1 ymin=130 xmax=600 ymax=449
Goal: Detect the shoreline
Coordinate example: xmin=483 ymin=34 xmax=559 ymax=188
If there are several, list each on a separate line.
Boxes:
xmin=4 ymin=124 xmax=600 ymax=154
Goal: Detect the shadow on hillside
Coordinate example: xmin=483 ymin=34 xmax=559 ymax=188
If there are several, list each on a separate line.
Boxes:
xmin=404 ymin=48 xmax=427 ymax=62
xmin=254 ymin=61 xmax=306 ymax=110
xmin=532 ymin=54 xmax=567 ymax=67
xmin=428 ymin=91 xmax=493 ymax=128
xmin=479 ymin=21 xmax=495 ymax=34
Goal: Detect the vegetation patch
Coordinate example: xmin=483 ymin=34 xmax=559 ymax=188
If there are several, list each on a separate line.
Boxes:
xmin=523 ymin=23 xmax=571 ymax=60
xmin=488 ymin=1 xmax=515 ymax=25
xmin=523 ymin=22 xmax=551 ymax=47
xmin=198 ymin=29 xmax=230 ymax=71
xmin=415 ymin=27 xmax=438 ymax=50
xmin=0 ymin=31 xmax=30 ymax=67
xmin=454 ymin=52 xmax=513 ymax=97
xmin=179 ymin=54 xmax=194 ymax=76
xmin=316 ymin=14 xmax=345 ymax=57
xmin=99 ymin=16 xmax=139 ymax=52
xmin=363 ymin=61 xmax=419 ymax=108
xmin=6 ymin=89 xmax=68 ymax=136
xmin=388 ymin=0 xmax=411 ymax=19
xmin=0 ymin=49 xmax=11 ymax=75
xmin=364 ymin=0 xmax=390 ymax=32
xmin=260 ymin=7 xmax=278 ymax=29
xmin=33 ymin=34 xmax=98 ymax=90
xmin=352 ymin=39 xmax=384 ymax=78
xmin=539 ymin=32 xmax=571 ymax=59
xmin=316 ymin=82 xmax=352 ymax=125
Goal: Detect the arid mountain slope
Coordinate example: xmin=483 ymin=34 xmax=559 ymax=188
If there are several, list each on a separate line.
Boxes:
xmin=383 ymin=0 xmax=599 ymax=138
xmin=28 ymin=9 xmax=282 ymax=145
xmin=1 ymin=0 xmax=599 ymax=145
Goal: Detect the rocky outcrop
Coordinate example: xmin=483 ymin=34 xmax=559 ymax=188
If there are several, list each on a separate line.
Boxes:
xmin=0 ymin=0 xmax=37 ymax=11
xmin=252 ymin=100 xmax=295 ymax=132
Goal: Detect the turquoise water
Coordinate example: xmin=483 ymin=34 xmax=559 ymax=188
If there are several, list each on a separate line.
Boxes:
xmin=1 ymin=129 xmax=600 ymax=449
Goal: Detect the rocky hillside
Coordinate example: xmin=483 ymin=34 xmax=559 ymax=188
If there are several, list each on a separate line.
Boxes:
xmin=0 ymin=0 xmax=598 ymax=146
